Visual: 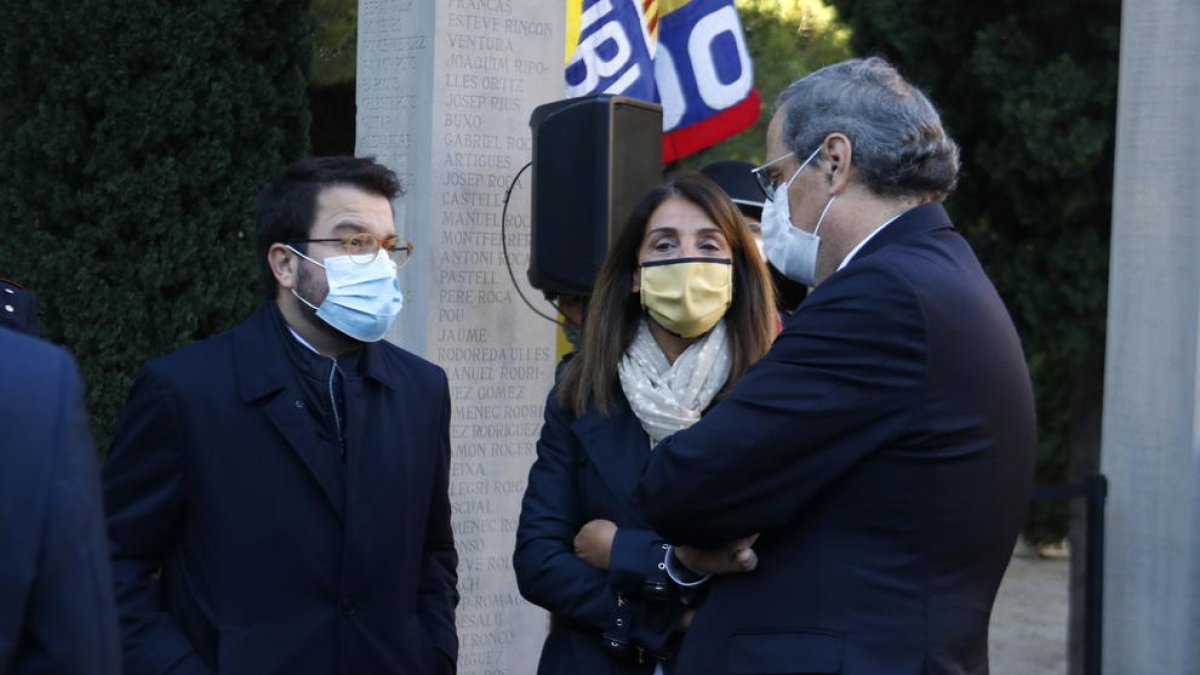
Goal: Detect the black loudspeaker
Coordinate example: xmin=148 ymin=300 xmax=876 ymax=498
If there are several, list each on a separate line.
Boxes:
xmin=528 ymin=95 xmax=663 ymax=297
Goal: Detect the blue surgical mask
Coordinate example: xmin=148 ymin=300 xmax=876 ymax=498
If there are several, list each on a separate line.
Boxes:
xmin=759 ymin=146 xmax=837 ymax=287
xmin=287 ymin=246 xmax=404 ymax=342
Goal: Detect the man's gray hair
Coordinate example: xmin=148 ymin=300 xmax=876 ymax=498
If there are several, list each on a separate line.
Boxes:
xmin=777 ymin=57 xmax=960 ymax=200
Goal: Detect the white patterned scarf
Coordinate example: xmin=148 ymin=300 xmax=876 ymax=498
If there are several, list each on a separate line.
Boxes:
xmin=617 ymin=318 xmax=732 ymax=446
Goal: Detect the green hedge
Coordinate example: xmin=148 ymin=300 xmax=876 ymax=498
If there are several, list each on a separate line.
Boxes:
xmin=0 ymin=0 xmax=312 ymax=448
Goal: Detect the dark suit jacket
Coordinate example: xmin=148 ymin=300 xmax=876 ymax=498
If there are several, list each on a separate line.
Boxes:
xmin=103 ymin=304 xmax=458 ymax=675
xmin=0 ymin=328 xmax=120 ymax=674
xmin=637 ymin=203 xmax=1037 ymax=675
xmin=515 ymin=384 xmax=692 ymax=675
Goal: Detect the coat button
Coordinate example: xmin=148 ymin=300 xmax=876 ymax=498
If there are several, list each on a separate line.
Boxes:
xmin=339 ymin=597 xmax=356 ymax=617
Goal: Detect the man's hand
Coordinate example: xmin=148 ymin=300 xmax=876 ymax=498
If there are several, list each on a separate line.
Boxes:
xmin=674 ymin=534 xmax=760 ymax=576
xmin=574 ymin=519 xmax=618 ymax=570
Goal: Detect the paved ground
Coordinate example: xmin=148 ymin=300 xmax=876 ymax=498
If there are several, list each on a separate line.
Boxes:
xmin=989 ymin=548 xmax=1070 ymax=674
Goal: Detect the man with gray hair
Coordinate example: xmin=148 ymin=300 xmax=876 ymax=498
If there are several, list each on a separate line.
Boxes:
xmin=638 ymin=57 xmax=1036 ymax=673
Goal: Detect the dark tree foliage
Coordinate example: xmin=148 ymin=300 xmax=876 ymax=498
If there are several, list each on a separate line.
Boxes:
xmin=825 ymin=0 xmax=1120 ymax=541
xmin=0 ymin=0 xmax=312 ymax=448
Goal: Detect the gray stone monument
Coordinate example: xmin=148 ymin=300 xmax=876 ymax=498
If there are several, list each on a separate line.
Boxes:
xmin=357 ymin=1 xmax=564 ymax=672
xmin=1101 ymin=0 xmax=1200 ymax=671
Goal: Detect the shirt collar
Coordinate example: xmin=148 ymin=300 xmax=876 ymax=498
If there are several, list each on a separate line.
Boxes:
xmin=282 ymin=320 xmax=366 ymax=383
xmin=837 ymin=209 xmax=909 ymax=271
xmin=286 ymin=325 xmax=323 ymax=355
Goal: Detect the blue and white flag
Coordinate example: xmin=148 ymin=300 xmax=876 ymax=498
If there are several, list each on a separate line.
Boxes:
xmin=565 ymin=0 xmax=760 ymax=161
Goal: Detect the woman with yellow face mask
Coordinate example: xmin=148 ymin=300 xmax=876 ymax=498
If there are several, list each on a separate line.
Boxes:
xmin=514 ymin=174 xmax=777 ymax=675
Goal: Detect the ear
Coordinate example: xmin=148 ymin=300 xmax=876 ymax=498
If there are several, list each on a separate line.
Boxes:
xmin=269 ymin=243 xmax=300 ymax=290
xmin=631 ymin=269 xmax=640 ymax=294
xmin=822 ymin=133 xmax=854 ymax=196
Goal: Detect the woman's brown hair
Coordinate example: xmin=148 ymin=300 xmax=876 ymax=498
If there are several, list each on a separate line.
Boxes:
xmin=556 ymin=173 xmax=777 ymax=416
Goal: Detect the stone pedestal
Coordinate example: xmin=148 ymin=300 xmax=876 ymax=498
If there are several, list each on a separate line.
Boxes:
xmin=1101 ymin=0 xmax=1200 ymax=671
xmin=357 ymin=1 xmax=563 ymax=672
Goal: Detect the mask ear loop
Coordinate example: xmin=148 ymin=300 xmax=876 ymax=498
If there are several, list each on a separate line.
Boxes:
xmin=292 ymin=288 xmax=320 ymax=311
xmin=793 ymin=146 xmax=823 ymax=183
xmin=774 ymin=145 xmax=822 ymax=205
xmin=813 ymin=196 xmax=838 ymax=237
xmin=285 ymin=244 xmax=326 ymax=269
xmin=778 ymin=166 xmax=803 ymax=197
xmin=285 ymin=245 xmax=324 ymax=311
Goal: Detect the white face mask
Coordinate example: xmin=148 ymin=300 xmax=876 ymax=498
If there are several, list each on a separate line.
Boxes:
xmin=288 ymin=246 xmax=404 ymax=342
xmin=759 ymin=146 xmax=837 ymax=287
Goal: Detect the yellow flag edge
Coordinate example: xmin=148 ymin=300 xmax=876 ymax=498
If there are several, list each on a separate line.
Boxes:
xmin=566 ymin=0 xmax=690 ymax=64
xmin=565 ymin=0 xmax=584 ymax=64
xmin=660 ymin=0 xmax=691 ymax=17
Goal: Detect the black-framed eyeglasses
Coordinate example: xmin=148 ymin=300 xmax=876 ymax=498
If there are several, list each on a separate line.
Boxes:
xmin=750 ymin=152 xmax=796 ymax=202
xmin=288 ymin=233 xmax=414 ymax=267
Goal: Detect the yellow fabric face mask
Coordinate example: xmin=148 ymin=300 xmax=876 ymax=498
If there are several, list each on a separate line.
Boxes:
xmin=639 ymin=258 xmax=733 ymax=338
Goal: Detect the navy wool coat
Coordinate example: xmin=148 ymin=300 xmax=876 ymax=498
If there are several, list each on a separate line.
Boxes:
xmin=515 ymin=382 xmax=694 ymax=675
xmin=638 ymin=203 xmax=1037 ymax=675
xmin=0 ymin=328 xmax=120 ymax=674
xmin=103 ymin=304 xmax=458 ymax=675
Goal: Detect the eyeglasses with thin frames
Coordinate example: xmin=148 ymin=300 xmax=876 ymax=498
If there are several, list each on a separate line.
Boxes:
xmin=288 ymin=233 xmax=414 ymax=267
xmin=750 ymin=152 xmax=796 ymax=202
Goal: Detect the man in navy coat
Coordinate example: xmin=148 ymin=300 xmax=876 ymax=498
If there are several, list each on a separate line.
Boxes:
xmin=0 ymin=327 xmax=121 ymax=674
xmin=637 ymin=58 xmax=1036 ymax=674
xmin=103 ymin=157 xmax=458 ymax=674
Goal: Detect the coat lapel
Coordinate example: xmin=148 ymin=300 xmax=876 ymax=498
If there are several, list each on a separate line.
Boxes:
xmin=234 ymin=304 xmax=345 ymax=520
xmin=572 ymin=399 xmax=653 ymax=524
xmin=262 ymin=392 xmax=345 ymax=520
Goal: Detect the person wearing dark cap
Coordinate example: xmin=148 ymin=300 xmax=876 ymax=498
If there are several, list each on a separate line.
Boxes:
xmin=0 ymin=278 xmax=39 ymax=336
xmin=700 ymin=161 xmax=808 ymax=314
